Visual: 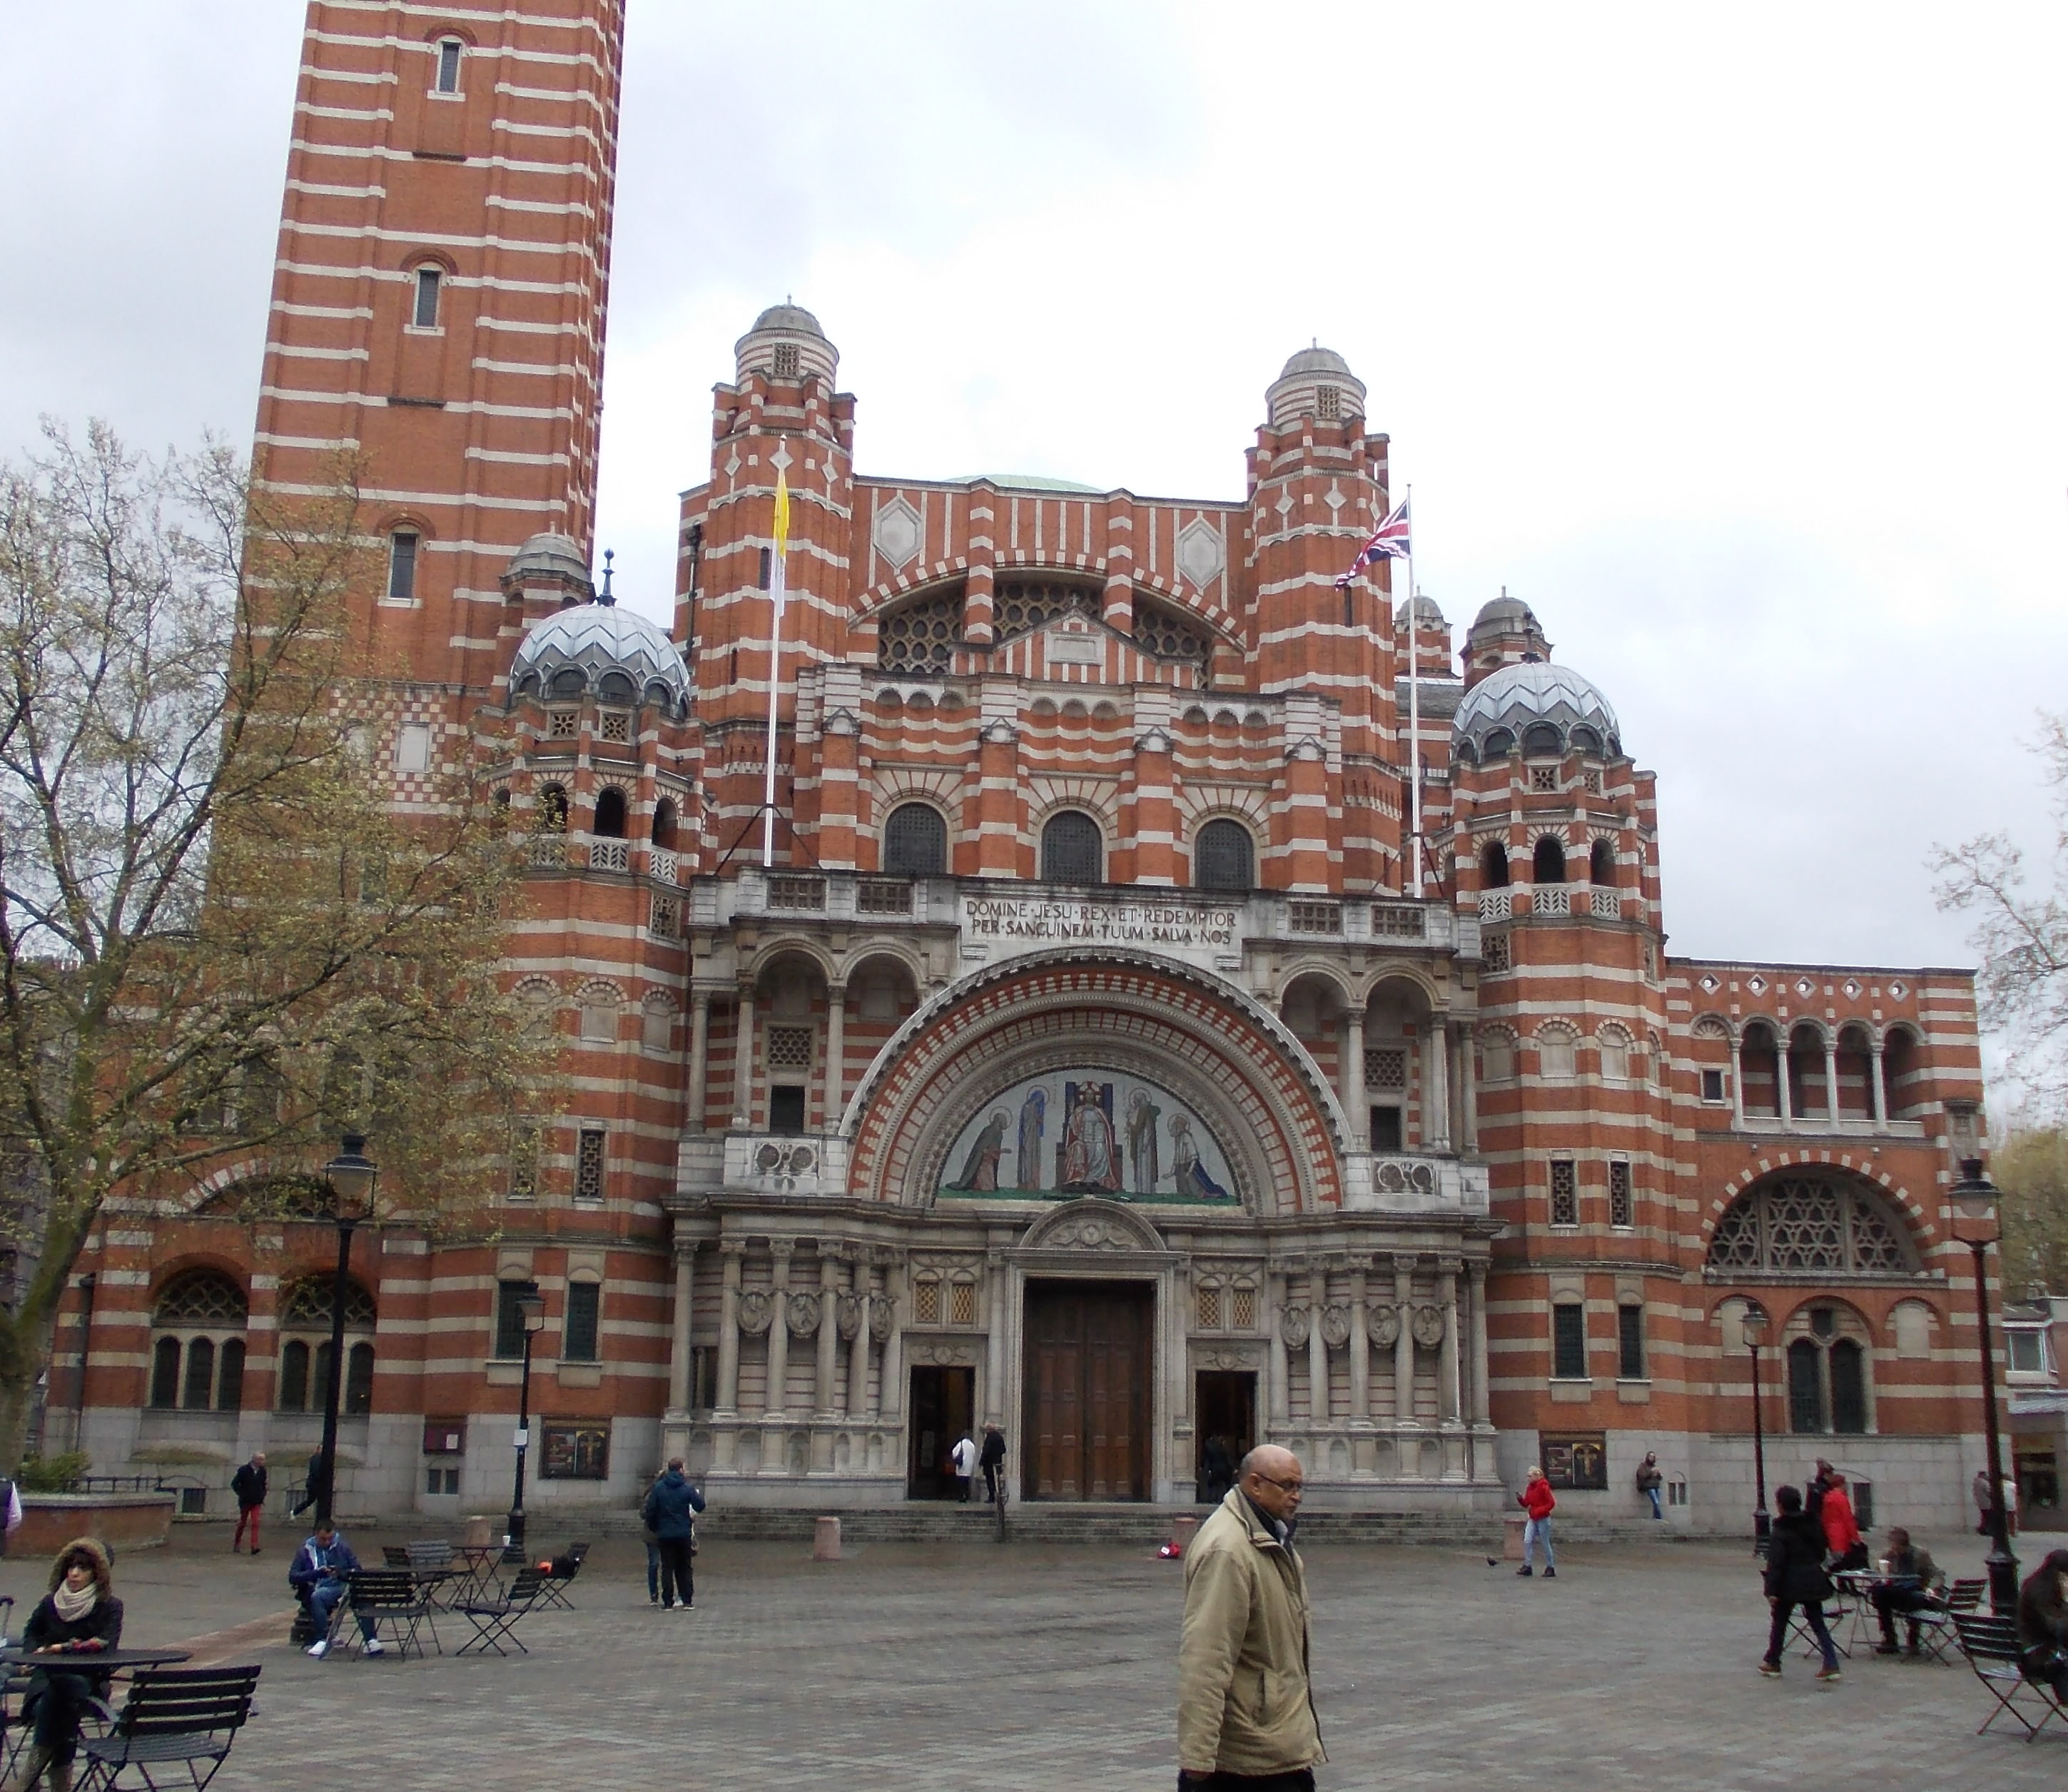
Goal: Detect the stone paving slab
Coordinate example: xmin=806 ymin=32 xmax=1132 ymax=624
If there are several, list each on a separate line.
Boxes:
xmin=25 ymin=1534 xmax=2068 ymax=1790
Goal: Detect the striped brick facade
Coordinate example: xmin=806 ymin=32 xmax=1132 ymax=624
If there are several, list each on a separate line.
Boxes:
xmin=54 ymin=7 xmax=2001 ymax=1534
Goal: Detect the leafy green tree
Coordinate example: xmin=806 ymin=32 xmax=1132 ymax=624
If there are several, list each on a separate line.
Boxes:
xmin=1993 ymin=1126 xmax=2068 ymax=1300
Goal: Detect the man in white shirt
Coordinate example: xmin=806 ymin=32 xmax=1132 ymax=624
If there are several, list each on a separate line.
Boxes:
xmin=949 ymin=1433 xmax=978 ymax=1504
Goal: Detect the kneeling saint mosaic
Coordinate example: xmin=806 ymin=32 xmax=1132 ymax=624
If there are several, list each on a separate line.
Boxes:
xmin=939 ymin=1072 xmax=1235 ymax=1203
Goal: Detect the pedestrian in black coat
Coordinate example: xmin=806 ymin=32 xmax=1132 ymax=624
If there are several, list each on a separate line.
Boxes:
xmin=642 ymin=1459 xmax=706 ymax=1609
xmin=230 ymin=1452 xmax=268 ymax=1554
xmin=978 ymin=1424 xmax=1008 ymax=1504
xmin=1760 ymin=1485 xmax=1840 ymax=1680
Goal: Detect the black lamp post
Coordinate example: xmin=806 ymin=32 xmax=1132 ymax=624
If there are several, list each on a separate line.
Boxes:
xmin=1742 ymin=1300 xmax=1770 ymax=1552
xmin=505 ymin=1287 xmax=547 ymax=1560
xmin=1951 ymin=1156 xmax=2020 ymax=1614
xmin=315 ymin=1133 xmax=377 ymax=1526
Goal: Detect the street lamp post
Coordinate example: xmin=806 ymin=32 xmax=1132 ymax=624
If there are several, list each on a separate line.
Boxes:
xmin=1742 ymin=1300 xmax=1770 ymax=1552
xmin=1951 ymin=1157 xmax=2020 ymax=1614
xmin=315 ymin=1134 xmax=377 ymax=1527
xmin=505 ymin=1287 xmax=547 ymax=1560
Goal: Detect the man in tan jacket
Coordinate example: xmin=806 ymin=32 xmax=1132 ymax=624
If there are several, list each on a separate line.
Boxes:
xmin=1177 ymin=1444 xmax=1325 ymax=1791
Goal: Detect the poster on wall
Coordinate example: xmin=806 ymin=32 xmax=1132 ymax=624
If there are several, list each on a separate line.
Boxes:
xmin=938 ymin=1071 xmax=1237 ymax=1205
xmin=1538 ymin=1431 xmax=1608 ymax=1492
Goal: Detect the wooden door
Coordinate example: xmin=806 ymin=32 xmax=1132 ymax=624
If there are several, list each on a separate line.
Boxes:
xmin=1023 ymin=1282 xmax=1152 ymax=1501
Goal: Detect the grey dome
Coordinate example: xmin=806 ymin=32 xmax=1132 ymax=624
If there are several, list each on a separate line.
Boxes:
xmin=1452 ymin=662 xmax=1621 ymax=761
xmin=507 ymin=532 xmax=594 ymax=591
xmin=510 ymin=602 xmax=691 ymax=719
xmin=749 ymin=302 xmax=825 ymax=339
xmin=1395 ymin=594 xmax=1448 ymax=627
xmin=1470 ymin=593 xmax=1539 ymax=633
xmin=1279 ymin=344 xmax=1352 ymax=380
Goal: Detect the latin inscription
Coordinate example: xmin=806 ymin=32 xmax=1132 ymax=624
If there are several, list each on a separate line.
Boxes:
xmin=963 ymin=896 xmax=1238 ymax=951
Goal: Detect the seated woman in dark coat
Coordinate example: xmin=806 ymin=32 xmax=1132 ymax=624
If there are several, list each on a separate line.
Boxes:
xmin=15 ymin=1537 xmax=123 ymax=1790
xmin=2017 ymin=1547 xmax=2068 ymax=1701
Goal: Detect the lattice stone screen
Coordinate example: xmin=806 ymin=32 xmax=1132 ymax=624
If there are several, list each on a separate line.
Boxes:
xmin=1706 ymin=1175 xmax=1915 ymax=1275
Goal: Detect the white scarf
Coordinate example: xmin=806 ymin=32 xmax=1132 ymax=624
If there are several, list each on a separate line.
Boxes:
xmin=51 ymin=1579 xmax=96 ymax=1624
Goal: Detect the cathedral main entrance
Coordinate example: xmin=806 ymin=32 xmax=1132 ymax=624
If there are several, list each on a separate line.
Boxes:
xmin=1021 ymin=1281 xmax=1153 ymax=1501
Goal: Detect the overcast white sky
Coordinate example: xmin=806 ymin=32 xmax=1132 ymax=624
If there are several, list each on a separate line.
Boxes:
xmin=5 ymin=2 xmax=2065 ymax=983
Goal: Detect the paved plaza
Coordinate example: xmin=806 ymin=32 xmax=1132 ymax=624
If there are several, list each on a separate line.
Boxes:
xmin=8 ymin=1528 xmax=2068 ymax=1788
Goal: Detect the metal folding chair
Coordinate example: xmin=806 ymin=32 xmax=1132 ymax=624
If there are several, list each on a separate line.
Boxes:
xmin=455 ymin=1567 xmax=547 ymax=1657
xmin=1954 ymin=1612 xmax=2068 ymax=1741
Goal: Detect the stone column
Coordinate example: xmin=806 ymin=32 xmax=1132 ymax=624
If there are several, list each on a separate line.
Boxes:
xmin=1823 ymin=1036 xmax=1840 ymax=1121
xmin=730 ymin=986 xmax=756 ymax=1130
xmin=984 ymin=1253 xmax=1008 ymax=1422
xmin=669 ymin=1242 xmax=696 ymax=1411
xmin=1426 ymin=1018 xmax=1451 ymax=1152
xmin=823 ymin=983 xmax=848 ymax=1129
xmin=715 ymin=1244 xmax=744 ymax=1414
xmin=1348 ymin=1263 xmax=1371 ymax=1422
xmin=1340 ymin=1010 xmax=1367 ymax=1150
xmin=686 ymin=992 xmax=711 ymax=1133
xmin=1307 ymin=1265 xmax=1330 ymax=1424
xmin=1392 ymin=1255 xmax=1416 ymax=1425
xmin=1729 ymin=1033 xmax=1745 ymax=1128
xmin=1438 ymin=1260 xmax=1461 ymax=1422
xmin=1267 ymin=1270 xmax=1290 ymax=1426
xmin=765 ymin=1240 xmax=794 ymax=1417
xmin=1870 ymin=1036 xmax=1888 ymax=1128
xmin=815 ymin=1253 xmax=840 ymax=1415
xmin=846 ymin=1257 xmax=871 ymax=1418
xmin=1460 ymin=1027 xmax=1479 ymax=1152
xmin=1778 ymin=1035 xmax=1795 ymax=1125
xmin=1467 ymin=1260 xmax=1492 ymax=1427
xmin=880 ymin=1260 xmax=906 ymax=1421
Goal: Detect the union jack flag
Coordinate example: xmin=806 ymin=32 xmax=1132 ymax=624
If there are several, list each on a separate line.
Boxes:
xmin=1333 ymin=495 xmax=1411 ymax=587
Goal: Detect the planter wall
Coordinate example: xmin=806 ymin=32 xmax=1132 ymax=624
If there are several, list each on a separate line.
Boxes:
xmin=14 ymin=1493 xmax=176 ymax=1559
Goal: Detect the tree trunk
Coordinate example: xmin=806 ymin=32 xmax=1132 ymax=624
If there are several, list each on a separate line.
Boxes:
xmin=0 ymin=1316 xmax=55 ymax=1478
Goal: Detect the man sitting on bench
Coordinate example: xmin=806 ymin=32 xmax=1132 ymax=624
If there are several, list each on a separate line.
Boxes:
xmin=1871 ymin=1528 xmax=1945 ymax=1656
xmin=2018 ymin=1547 xmax=2068 ymax=1701
xmin=290 ymin=1522 xmax=385 ymax=1659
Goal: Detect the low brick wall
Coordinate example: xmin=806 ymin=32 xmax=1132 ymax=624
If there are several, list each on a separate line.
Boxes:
xmin=15 ymin=1493 xmax=176 ymax=1559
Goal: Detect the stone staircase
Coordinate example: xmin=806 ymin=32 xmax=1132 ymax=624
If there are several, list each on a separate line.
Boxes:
xmin=573 ymin=1502 xmax=1696 ymax=1548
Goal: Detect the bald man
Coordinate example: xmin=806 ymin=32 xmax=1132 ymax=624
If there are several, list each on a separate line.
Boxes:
xmin=1177 ymin=1444 xmax=1325 ymax=1791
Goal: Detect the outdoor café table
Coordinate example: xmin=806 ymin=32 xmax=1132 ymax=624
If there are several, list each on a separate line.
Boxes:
xmin=450 ymin=1546 xmax=504 ymax=1599
xmin=0 ymin=1649 xmax=193 ymax=1671
xmin=1833 ymin=1570 xmax=1882 ymax=1654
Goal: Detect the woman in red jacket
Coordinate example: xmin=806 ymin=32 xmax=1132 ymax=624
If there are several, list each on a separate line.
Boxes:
xmin=1820 ymin=1471 xmax=1868 ymax=1571
xmin=1519 ymin=1466 xmax=1558 ymax=1577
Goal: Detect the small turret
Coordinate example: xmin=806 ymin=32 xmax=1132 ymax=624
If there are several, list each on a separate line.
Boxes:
xmin=1264 ymin=343 xmax=1367 ymax=430
xmin=1462 ymin=589 xmax=1551 ymax=689
xmin=734 ymin=300 xmax=838 ymax=388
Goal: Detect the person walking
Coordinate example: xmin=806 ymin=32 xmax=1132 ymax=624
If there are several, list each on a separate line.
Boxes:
xmin=1635 ymin=1452 xmax=1664 ymax=1520
xmin=2016 ymin=1547 xmax=2068 ymax=1701
xmin=290 ymin=1447 xmax=327 ymax=1519
xmin=1758 ymin=1484 xmax=1841 ymax=1681
xmin=1819 ymin=1471 xmax=1867 ymax=1571
xmin=978 ymin=1424 xmax=1007 ymax=1504
xmin=950 ymin=1432 xmax=978 ymax=1504
xmin=1975 ymin=1467 xmax=1997 ymax=1537
xmin=1805 ymin=1458 xmax=1835 ymax=1525
xmin=1200 ymin=1434 xmax=1235 ymax=1505
xmin=14 ymin=1538 xmax=123 ymax=1791
xmin=229 ymin=1452 xmax=268 ymax=1555
xmin=1177 ymin=1444 xmax=1324 ymax=1791
xmin=642 ymin=1457 xmax=705 ymax=1610
xmin=1870 ymin=1527 xmax=1944 ymax=1656
xmin=290 ymin=1522 xmax=383 ymax=1659
xmin=1518 ymin=1467 xmax=1556 ymax=1577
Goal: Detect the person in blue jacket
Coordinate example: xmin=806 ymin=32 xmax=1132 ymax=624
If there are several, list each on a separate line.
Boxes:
xmin=641 ymin=1459 xmax=706 ymax=1610
xmin=290 ymin=1523 xmax=382 ymax=1658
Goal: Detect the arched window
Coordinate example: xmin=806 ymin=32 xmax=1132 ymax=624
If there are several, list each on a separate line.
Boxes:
xmin=386 ymin=530 xmax=420 ymax=604
xmin=1788 ymin=1023 xmax=1828 ymax=1117
xmin=1882 ymin=1028 xmax=1920 ymax=1118
xmin=435 ymin=36 xmax=464 ymax=93
xmin=1533 ymin=836 xmax=1566 ymax=884
xmin=1589 ymin=839 xmax=1615 ymax=886
xmin=1521 ymin=722 xmax=1563 ymax=756
xmin=1481 ymin=841 xmax=1510 ymax=889
xmin=1194 ymin=820 xmax=1255 ymax=893
xmin=1787 ymin=1337 xmax=1824 ymax=1433
xmin=1040 ymin=811 xmax=1103 ymax=885
xmin=1571 ymin=724 xmax=1603 ymax=756
xmin=652 ymin=797 xmax=676 ymax=850
xmin=1785 ymin=1308 xmax=1872 ymax=1434
xmin=412 ymin=265 xmax=442 ymax=330
xmin=593 ymin=787 xmax=628 ymax=839
xmin=536 ymin=785 xmax=568 ymax=833
xmin=1705 ymin=1172 xmax=1919 ymax=1275
xmin=883 ymin=803 xmax=948 ymax=876
xmin=148 ymin=1270 xmax=249 ymax=1414
xmin=1482 ymin=727 xmax=1516 ymax=756
xmin=275 ymin=1275 xmax=378 ymax=1415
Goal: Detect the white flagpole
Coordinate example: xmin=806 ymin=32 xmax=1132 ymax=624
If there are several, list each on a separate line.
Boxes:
xmin=1404 ymin=484 xmax=1422 ymax=898
xmin=760 ymin=545 xmax=785 ymax=869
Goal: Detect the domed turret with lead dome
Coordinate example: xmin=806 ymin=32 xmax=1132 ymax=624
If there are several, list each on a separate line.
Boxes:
xmin=1452 ymin=661 xmax=1621 ymax=764
xmin=1265 ymin=343 xmax=1367 ymax=430
xmin=508 ymin=573 xmax=691 ymax=719
xmin=734 ymin=298 xmax=838 ymax=388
